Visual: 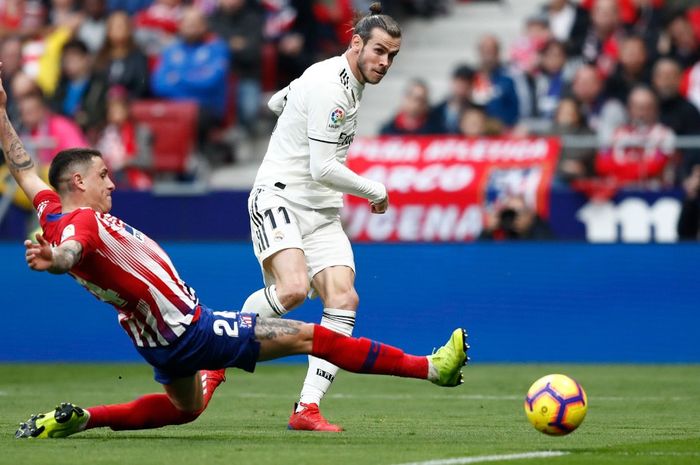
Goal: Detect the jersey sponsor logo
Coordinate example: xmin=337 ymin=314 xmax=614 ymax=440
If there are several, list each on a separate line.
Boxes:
xmin=328 ymin=108 xmax=346 ymax=130
xmin=61 ymin=224 xmax=76 ymax=243
xmin=338 ymin=131 xmax=355 ymax=147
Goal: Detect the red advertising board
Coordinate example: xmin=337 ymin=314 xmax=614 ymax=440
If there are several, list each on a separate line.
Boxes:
xmin=342 ymin=136 xmax=561 ymax=241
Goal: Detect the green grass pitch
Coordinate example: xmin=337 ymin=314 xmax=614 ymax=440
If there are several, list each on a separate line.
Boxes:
xmin=1 ymin=364 xmax=699 ymax=465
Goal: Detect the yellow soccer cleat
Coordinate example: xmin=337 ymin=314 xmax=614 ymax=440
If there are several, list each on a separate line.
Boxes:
xmin=15 ymin=403 xmax=90 ymax=439
xmin=428 ymin=328 xmax=469 ymax=387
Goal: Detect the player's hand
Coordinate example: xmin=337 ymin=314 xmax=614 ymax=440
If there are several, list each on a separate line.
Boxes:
xmin=370 ymin=195 xmax=389 ymax=214
xmin=24 ymin=233 xmax=54 ymax=271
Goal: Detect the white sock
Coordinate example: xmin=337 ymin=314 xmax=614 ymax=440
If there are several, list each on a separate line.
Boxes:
xmin=297 ymin=308 xmax=356 ymax=410
xmin=241 ymin=285 xmax=287 ymax=318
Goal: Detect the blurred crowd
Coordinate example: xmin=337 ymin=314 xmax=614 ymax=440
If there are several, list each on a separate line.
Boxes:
xmin=3 ymin=0 xmax=700 ymax=239
xmin=380 ymin=0 xmax=700 ymax=238
xmin=381 ymin=0 xmax=700 ymax=199
xmin=0 ymin=0 xmax=444 ymax=189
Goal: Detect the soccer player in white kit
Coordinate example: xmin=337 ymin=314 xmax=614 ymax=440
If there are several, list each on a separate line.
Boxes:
xmin=241 ymin=2 xmax=401 ymax=431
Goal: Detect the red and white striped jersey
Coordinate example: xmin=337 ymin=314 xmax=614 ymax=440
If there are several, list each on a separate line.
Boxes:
xmin=34 ymin=190 xmax=199 ymax=347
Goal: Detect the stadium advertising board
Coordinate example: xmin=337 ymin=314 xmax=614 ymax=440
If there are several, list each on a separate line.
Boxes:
xmin=343 ymin=136 xmax=560 ymax=241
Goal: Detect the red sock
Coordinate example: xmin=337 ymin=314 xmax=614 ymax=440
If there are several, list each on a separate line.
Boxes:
xmin=311 ymin=325 xmax=428 ymax=379
xmin=86 ymin=369 xmax=226 ymax=431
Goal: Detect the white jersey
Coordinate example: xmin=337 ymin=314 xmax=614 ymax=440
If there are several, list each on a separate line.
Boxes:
xmin=254 ymin=54 xmax=385 ymax=209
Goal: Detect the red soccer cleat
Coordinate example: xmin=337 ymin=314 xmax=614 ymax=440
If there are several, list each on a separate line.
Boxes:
xmin=287 ymin=402 xmax=343 ymax=432
xmin=200 ymin=369 xmax=227 ymax=398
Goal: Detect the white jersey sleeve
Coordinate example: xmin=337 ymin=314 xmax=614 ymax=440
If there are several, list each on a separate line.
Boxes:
xmin=306 ymin=81 xmax=386 ymax=203
xmin=308 ymin=138 xmax=386 ymax=202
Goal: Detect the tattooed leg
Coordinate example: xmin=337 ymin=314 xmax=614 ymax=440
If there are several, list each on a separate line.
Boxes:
xmin=255 ymin=318 xmax=314 ymax=361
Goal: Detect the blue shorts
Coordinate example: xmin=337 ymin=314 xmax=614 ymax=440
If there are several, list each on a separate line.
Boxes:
xmin=136 ymin=306 xmax=260 ymax=385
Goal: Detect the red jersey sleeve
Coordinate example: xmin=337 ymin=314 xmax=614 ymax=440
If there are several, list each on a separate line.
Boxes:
xmin=33 ymin=189 xmax=62 ymax=226
xmin=32 ymin=189 xmax=100 ymax=259
xmin=58 ymin=209 xmax=100 ymax=258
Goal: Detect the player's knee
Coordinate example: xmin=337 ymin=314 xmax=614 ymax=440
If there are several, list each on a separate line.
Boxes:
xmin=276 ymin=279 xmax=309 ymax=309
xmin=325 ymin=287 xmax=359 ymax=311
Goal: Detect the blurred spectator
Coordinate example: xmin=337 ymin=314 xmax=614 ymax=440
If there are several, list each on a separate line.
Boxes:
xmin=50 ymin=38 xmax=109 ymax=140
xmin=548 ymin=97 xmax=596 ymax=183
xmin=596 ymin=86 xmax=676 ymax=185
xmin=568 ymin=64 xmax=626 ymax=145
xmin=78 ymin=0 xmax=108 ymax=53
xmin=133 ymin=0 xmax=183 ymax=61
xmin=47 ymin=0 xmax=83 ymax=29
xmin=683 ymin=60 xmax=700 ymax=112
xmin=539 ymin=0 xmax=590 ymax=56
xmin=209 ymin=0 xmax=264 ymax=133
xmin=664 ymin=13 xmax=700 ymax=70
xmin=533 ymin=39 xmax=571 ymax=119
xmin=95 ymin=85 xmax=153 ymax=190
xmin=8 ymin=72 xmax=41 ymax=130
xmin=510 ymin=13 xmax=551 ymax=77
xmin=472 ymin=34 xmax=520 ymax=127
xmin=0 ymin=36 xmax=24 ymax=121
xmin=107 ymin=0 xmax=153 ymax=16
xmin=380 ymin=79 xmax=438 ymax=136
xmin=479 ymin=195 xmax=553 ymax=240
xmin=624 ymin=0 xmax=664 ymax=55
xmin=151 ymin=6 xmax=229 ymax=156
xmin=652 ymin=58 xmax=700 ymax=178
xmin=604 ymin=35 xmax=651 ymax=102
xmin=271 ymin=0 xmax=318 ymax=88
xmin=94 ymin=11 xmax=150 ymax=99
xmin=312 ymin=0 xmax=354 ymax=55
xmin=18 ymin=1 xmax=78 ymax=97
xmin=458 ymin=106 xmax=502 ymax=137
xmin=428 ymin=64 xmax=475 ymax=134
xmin=579 ymin=0 xmax=625 ymax=77
xmin=677 ymin=164 xmax=700 ymax=239
xmin=18 ymin=91 xmax=88 ymax=166
xmin=0 ymin=0 xmax=47 ymax=39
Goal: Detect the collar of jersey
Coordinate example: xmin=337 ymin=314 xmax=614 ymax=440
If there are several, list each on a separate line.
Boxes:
xmin=47 ymin=212 xmax=66 ymax=222
xmin=342 ymin=54 xmax=364 ymax=92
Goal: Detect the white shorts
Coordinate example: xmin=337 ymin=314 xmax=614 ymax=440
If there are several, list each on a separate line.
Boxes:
xmin=247 ymin=187 xmax=355 ymax=287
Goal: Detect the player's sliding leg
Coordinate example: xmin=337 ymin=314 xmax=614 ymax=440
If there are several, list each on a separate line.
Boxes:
xmin=255 ymin=319 xmax=469 ymax=387
xmin=15 ymin=369 xmax=226 ymax=438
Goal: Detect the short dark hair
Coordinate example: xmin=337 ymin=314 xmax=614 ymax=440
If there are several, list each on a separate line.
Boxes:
xmin=353 ymin=2 xmax=401 ymax=43
xmin=62 ymin=38 xmax=90 ymax=56
xmin=452 ymin=64 xmax=475 ymax=81
xmin=49 ymin=148 xmax=102 ymax=192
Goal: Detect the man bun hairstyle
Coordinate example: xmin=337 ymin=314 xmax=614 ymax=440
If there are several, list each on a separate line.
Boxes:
xmin=353 ymin=2 xmax=401 ymax=43
xmin=49 ymin=148 xmax=103 ymax=192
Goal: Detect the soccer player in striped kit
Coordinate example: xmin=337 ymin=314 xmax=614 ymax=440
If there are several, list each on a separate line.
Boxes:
xmin=241 ymin=2 xmax=402 ymax=431
xmin=0 ymin=66 xmax=469 ymax=439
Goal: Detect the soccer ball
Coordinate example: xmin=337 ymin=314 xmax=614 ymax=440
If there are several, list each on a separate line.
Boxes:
xmin=524 ymin=374 xmax=588 ymax=435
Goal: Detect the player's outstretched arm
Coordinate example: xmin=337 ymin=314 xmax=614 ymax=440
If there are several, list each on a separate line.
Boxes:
xmin=0 ymin=69 xmax=50 ymax=203
xmin=24 ymin=234 xmax=82 ymax=274
xmin=308 ymin=138 xmax=389 ymax=214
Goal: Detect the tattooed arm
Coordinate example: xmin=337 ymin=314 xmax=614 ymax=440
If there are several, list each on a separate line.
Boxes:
xmin=254 ymin=318 xmax=316 ymax=362
xmin=0 ymin=70 xmax=51 ymax=203
xmin=24 ymin=234 xmax=83 ymax=274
